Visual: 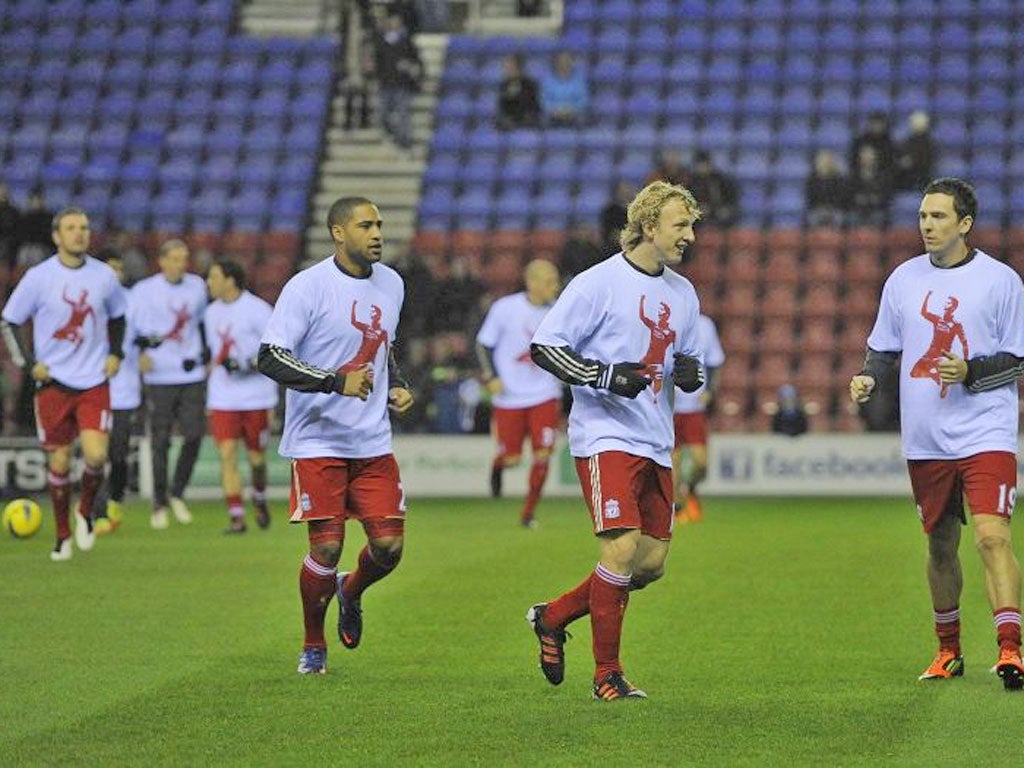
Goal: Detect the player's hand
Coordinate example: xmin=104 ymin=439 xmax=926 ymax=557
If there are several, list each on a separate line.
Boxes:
xmin=388 ymin=386 xmax=414 ymax=414
xmin=938 ymin=351 xmax=968 ymax=384
xmin=135 ymin=335 xmax=164 ymax=349
xmin=337 ymin=364 xmax=374 ymax=400
xmin=104 ymin=354 xmax=121 ymax=379
xmin=485 ymin=377 xmax=503 ymax=396
xmin=603 ymin=361 xmax=651 ymax=399
xmin=30 ymin=362 xmax=50 ymax=383
xmin=221 ymin=357 xmax=240 ymax=373
xmin=138 ymin=353 xmax=152 ymax=374
xmin=672 ymin=353 xmax=704 ymax=393
xmin=849 ymin=374 xmax=875 ymax=403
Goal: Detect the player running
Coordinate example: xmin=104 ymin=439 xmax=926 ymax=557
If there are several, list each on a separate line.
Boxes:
xmin=475 ymin=259 xmax=563 ymax=527
xmin=257 ymin=196 xmax=414 ymax=675
xmin=0 ymin=207 xmax=126 ymax=561
xmin=850 ymin=177 xmax=1024 ymax=691
xmin=526 ymin=181 xmax=705 ymax=700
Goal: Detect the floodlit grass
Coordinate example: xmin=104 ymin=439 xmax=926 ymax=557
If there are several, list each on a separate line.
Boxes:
xmin=1 ymin=495 xmax=1021 ymax=766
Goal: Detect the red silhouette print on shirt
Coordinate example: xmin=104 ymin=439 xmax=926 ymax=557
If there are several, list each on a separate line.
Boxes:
xmin=52 ymin=287 xmax=95 ymax=348
xmin=338 ymin=301 xmax=389 ymax=373
xmin=214 ymin=325 xmax=236 ymax=366
xmin=164 ymin=302 xmax=191 ymax=343
xmin=910 ymin=290 xmax=969 ymax=398
xmin=516 ymin=325 xmax=536 ymax=364
xmin=639 ymin=295 xmax=676 ymax=394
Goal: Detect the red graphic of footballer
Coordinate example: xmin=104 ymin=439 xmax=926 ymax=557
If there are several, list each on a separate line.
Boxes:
xmin=515 ymin=326 xmax=535 ymax=365
xmin=910 ymin=290 xmax=969 ymax=398
xmin=638 ymin=295 xmax=675 ymax=394
xmin=164 ymin=302 xmax=191 ymax=343
xmin=52 ymin=287 xmax=95 ymax=347
xmin=214 ymin=325 xmax=236 ymax=366
xmin=338 ymin=300 xmax=389 ymax=374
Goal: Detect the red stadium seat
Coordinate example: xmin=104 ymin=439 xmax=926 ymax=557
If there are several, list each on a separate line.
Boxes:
xmin=846 ymin=227 xmax=883 ymax=252
xmin=695 ymin=226 xmax=725 ymax=258
xmin=758 ymin=317 xmax=798 ymax=353
xmin=800 ymin=318 xmax=837 ymax=355
xmin=411 ymin=230 xmax=450 ymax=256
xmin=972 ymin=228 xmax=1004 ymax=259
xmin=805 ymin=227 xmax=842 ymax=257
xmin=490 ymin=230 xmax=526 ymax=257
xmin=844 ymin=285 xmax=880 ymax=320
xmin=884 ymin=227 xmax=922 ymax=255
xmin=527 ymin=229 xmax=564 ymax=255
xmin=1005 ymin=227 xmax=1024 ymax=253
xmin=801 ymin=284 xmax=840 ymax=319
xmin=806 ymin=252 xmax=842 ymax=282
xmin=756 ymin=354 xmax=793 ymax=391
xmin=843 ymin=249 xmax=885 ymax=284
xmin=450 ymin=230 xmax=487 ymax=255
xmin=838 ymin=321 xmax=873 ymax=356
xmin=761 ymin=249 xmax=801 ymax=284
xmin=484 ymin=252 xmax=521 ymax=292
xmin=185 ymin=232 xmax=221 ymax=253
xmin=709 ymin=410 xmax=750 ymax=433
xmin=263 ymin=231 xmax=301 ymax=259
xmin=765 ymin=228 xmax=804 ymax=253
xmin=723 ymin=249 xmax=759 ymax=285
xmin=719 ymin=283 xmax=758 ymax=320
xmin=221 ymin=231 xmax=261 ymax=256
xmin=727 ymin=228 xmax=764 ymax=254
xmin=718 ymin=317 xmax=756 ymax=356
xmin=760 ymin=283 xmax=800 ymax=320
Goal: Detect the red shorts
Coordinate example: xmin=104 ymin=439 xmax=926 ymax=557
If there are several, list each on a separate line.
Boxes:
xmin=34 ymin=382 xmax=111 ymax=449
xmin=907 ymin=451 xmax=1017 ymax=533
xmin=673 ymin=411 xmax=708 ymax=448
xmin=289 ymin=455 xmax=406 ymax=541
xmin=492 ymin=398 xmax=560 ymax=460
xmin=209 ymin=409 xmax=270 ymax=452
xmin=574 ymin=451 xmax=674 ymax=540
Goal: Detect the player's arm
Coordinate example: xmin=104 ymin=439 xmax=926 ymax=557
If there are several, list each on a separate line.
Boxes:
xmin=0 ymin=320 xmax=35 ymax=369
xmin=257 ymin=342 xmax=372 ymax=399
xmin=107 ymin=315 xmax=126 ymax=359
xmin=530 ymin=343 xmax=649 ymax=398
xmin=850 ymin=347 xmax=899 ymax=403
xmin=962 ymin=352 xmax=1024 ymax=393
xmin=475 ymin=341 xmax=503 ymax=394
xmin=387 ymin=346 xmax=414 ymax=414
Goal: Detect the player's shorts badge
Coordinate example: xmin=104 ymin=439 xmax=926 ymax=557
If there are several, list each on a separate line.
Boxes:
xmin=604 ymin=498 xmax=621 ymax=519
xmin=300 ymin=493 xmax=312 ymax=512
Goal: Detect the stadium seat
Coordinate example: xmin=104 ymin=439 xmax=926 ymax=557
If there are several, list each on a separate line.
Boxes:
xmin=760 ymin=286 xmax=800 ymax=321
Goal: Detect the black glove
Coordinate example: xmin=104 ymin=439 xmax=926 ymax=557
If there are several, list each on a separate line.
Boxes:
xmin=182 ymin=358 xmax=198 ymax=372
xmin=596 ymin=361 xmax=651 ymax=399
xmin=134 ymin=335 xmax=164 ymax=349
xmin=221 ymin=357 xmax=240 ymax=373
xmin=673 ymin=353 xmax=704 ymax=393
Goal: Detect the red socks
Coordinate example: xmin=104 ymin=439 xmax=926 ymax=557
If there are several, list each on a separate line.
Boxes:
xmin=934 ymin=606 xmax=961 ymax=654
xmin=226 ymin=493 xmax=244 ymax=519
xmin=520 ymin=460 xmax=549 ymax=524
xmin=590 ymin=564 xmax=631 ymax=681
xmin=77 ymin=464 xmax=103 ymax=523
xmin=543 ymin=574 xmax=593 ymax=629
xmin=299 ymin=554 xmax=336 ymax=649
xmin=49 ymin=469 xmax=72 ymax=540
xmin=341 ymin=546 xmax=400 ymax=600
xmin=994 ymin=607 xmax=1022 ymax=652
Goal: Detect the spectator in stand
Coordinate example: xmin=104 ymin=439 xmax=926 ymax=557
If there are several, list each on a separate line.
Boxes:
xmin=851 ymin=144 xmax=893 ymax=228
xmin=99 ymin=229 xmax=149 ymax=286
xmin=689 ymin=150 xmax=739 ymax=228
xmin=644 ymin=149 xmax=689 ymax=187
xmin=497 ymin=54 xmax=541 ymax=130
xmin=432 ymin=256 xmax=483 ymax=334
xmin=392 ymin=244 xmax=436 ymax=340
xmin=559 ymin=222 xmax=605 ymax=280
xmin=373 ymin=12 xmax=424 ymax=153
xmin=599 ymin=182 xmax=634 ymax=253
xmin=771 ymin=384 xmax=808 ymax=437
xmin=849 ymin=112 xmax=895 ymax=176
xmin=805 ymin=149 xmax=851 ymax=228
xmin=16 ymin=188 xmax=54 ymax=268
xmin=0 ymin=184 xmax=20 ymax=269
xmin=896 ymin=110 xmax=936 ymax=192
xmin=540 ymin=51 xmax=588 ymax=127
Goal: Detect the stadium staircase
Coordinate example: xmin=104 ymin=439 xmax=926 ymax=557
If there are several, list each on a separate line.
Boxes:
xmin=239 ymin=0 xmax=338 ymax=37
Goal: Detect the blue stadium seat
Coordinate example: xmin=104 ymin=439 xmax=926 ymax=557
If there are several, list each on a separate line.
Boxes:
xmin=812 ymin=118 xmax=848 ymax=151
xmin=773 ymin=151 xmax=810 ymax=181
xmin=934 ymin=53 xmax=970 ymax=84
xmin=563 ymin=0 xmax=597 ymax=23
xmin=658 ymin=124 xmax=697 ymax=150
xmin=740 ymin=85 xmax=776 ymax=118
xmin=709 ymin=23 xmax=746 ymax=53
xmin=666 ymin=54 xmax=703 ymax=86
xmin=896 ymin=53 xmax=931 ymax=83
xmin=206 ymin=124 xmax=246 ymax=153
xmin=696 ymin=118 xmax=735 ymax=151
xmin=68 ymin=58 xmax=107 ymax=88
xmin=861 ymin=23 xmax=896 ymax=51
xmin=166 ymin=124 xmax=207 ymax=154
xmin=153 ymin=25 xmax=193 ymax=55
xmin=634 ymin=27 xmax=670 ymax=53
xmin=176 ymin=91 xmax=215 ymax=120
xmin=460 ymin=155 xmax=501 ymax=186
xmin=971 ymin=84 xmax=1009 ymax=113
xmin=591 ymin=55 xmax=627 ymax=84
xmin=594 ymin=27 xmax=631 ymax=54
xmin=781 ymin=54 xmax=816 ymax=84
xmin=11 ymin=123 xmax=51 ymax=153
xmin=822 ymin=22 xmax=858 ymax=52
xmin=936 ymin=25 xmax=971 ymax=51
xmin=817 ymin=89 xmax=852 ymax=117
xmin=775 ymin=118 xmax=812 ymax=149
xmin=855 ymin=85 xmax=892 ymax=114
xmin=625 ymin=91 xmax=662 ymax=120
xmin=975 ymin=22 xmax=1012 ymax=50
xmin=893 ymin=85 xmax=931 ymax=114
xmin=734 ymin=149 xmax=771 ymax=183
xmin=540 ymin=129 xmax=579 ymax=153
xmin=784 ymin=22 xmax=819 ymax=52
xmin=858 ymin=58 xmax=893 ymax=83
xmin=969 ymin=149 xmax=1007 ymax=183
xmin=737 ymin=121 xmax=774 ymax=148
xmin=820 ymin=54 xmax=855 ymax=83
xmin=88 ymin=124 xmax=129 ymax=154
xmin=745 ymin=57 xmax=780 ymax=85
xmin=291 ymin=92 xmax=328 ymax=121
xmin=747 ymin=25 xmax=782 ymax=54
xmin=702 ymin=89 xmax=739 ymax=116
xmin=896 ymin=22 xmax=933 ymax=49
xmin=706 ymin=56 xmax=742 ymax=84
xmin=599 ymin=0 xmax=635 ymax=23
xmin=973 ymin=52 xmax=1009 ymax=83
xmin=18 ymin=92 xmax=60 ymax=122
xmin=251 ymin=89 xmax=291 ymax=120
xmin=672 ymin=26 xmax=708 ymax=53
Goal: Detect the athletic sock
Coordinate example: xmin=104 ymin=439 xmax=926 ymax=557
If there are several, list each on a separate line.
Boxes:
xmin=994 ymin=607 xmax=1022 ymax=652
xmin=590 ymin=563 xmax=631 ymax=681
xmin=490 ymin=461 xmax=503 ymax=497
xmin=226 ymin=493 xmax=245 ymax=520
xmin=49 ymin=469 xmax=72 ymax=540
xmin=520 ymin=460 xmax=549 ymax=523
xmin=77 ymin=464 xmax=103 ymax=526
xmin=299 ymin=554 xmax=336 ymax=649
xmin=341 ymin=545 xmax=400 ymax=600
xmin=252 ymin=464 xmax=267 ymax=508
xmin=934 ymin=606 xmax=961 ymax=654
xmin=544 ymin=574 xmax=593 ymax=629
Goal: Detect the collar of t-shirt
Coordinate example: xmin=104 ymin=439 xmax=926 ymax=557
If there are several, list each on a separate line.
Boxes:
xmin=928 ymin=248 xmax=977 ymax=270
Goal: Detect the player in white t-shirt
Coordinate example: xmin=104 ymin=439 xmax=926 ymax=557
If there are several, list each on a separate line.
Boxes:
xmin=671 ymin=313 xmax=724 ymax=523
xmin=91 ymin=252 xmax=140 ymax=535
xmin=130 ymin=240 xmax=209 ymax=529
xmin=0 ymin=208 xmax=126 ymax=561
xmin=850 ymin=177 xmax=1024 ymax=690
xmin=257 ymin=197 xmax=414 ymax=675
xmin=525 ymin=182 xmax=705 ymax=700
xmin=205 ymin=260 xmax=279 ymax=534
xmin=476 ymin=259 xmax=563 ymax=527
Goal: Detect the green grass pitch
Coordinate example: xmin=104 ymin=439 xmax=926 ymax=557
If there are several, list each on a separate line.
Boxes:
xmin=1 ymin=495 xmax=1021 ymax=766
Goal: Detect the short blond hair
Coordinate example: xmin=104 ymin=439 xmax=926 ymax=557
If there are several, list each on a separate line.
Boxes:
xmin=619 ymin=181 xmax=702 ymax=253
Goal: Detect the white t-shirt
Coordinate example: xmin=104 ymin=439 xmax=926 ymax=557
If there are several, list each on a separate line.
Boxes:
xmin=674 ymin=314 xmax=725 ymax=415
xmin=476 ymin=291 xmax=563 ymax=409
xmin=1 ymin=254 xmax=125 ymax=390
xmin=867 ymin=250 xmax=1024 ymax=459
xmin=130 ymin=272 xmax=209 ymax=385
xmin=262 ymin=257 xmax=405 ymax=460
xmin=109 ymin=285 xmax=141 ymax=410
xmin=532 ymin=253 xmax=702 ymax=467
xmin=204 ymin=290 xmax=279 ymax=411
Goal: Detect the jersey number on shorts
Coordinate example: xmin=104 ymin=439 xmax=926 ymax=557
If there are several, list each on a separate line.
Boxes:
xmin=997 ymin=483 xmax=1017 ymax=517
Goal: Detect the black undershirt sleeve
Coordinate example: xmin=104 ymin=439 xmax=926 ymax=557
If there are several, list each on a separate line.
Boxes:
xmin=964 ymin=352 xmax=1024 ymax=393
xmin=0 ymin=320 xmax=35 ymax=368
xmin=388 ymin=346 xmax=409 ymax=390
xmin=475 ymin=343 xmax=497 ymax=381
xmin=859 ymin=348 xmax=899 ymax=382
xmin=257 ymin=343 xmax=338 ymax=393
xmin=107 ymin=316 xmax=126 ymax=359
xmin=530 ymin=343 xmax=606 ymax=387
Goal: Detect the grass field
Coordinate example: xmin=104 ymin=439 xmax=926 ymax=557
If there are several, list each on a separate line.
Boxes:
xmin=1 ymin=495 xmax=1022 ymax=767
